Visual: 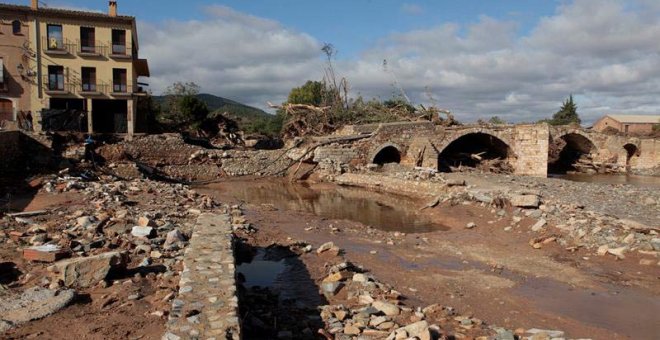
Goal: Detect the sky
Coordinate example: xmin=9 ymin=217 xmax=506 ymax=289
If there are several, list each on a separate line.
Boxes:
xmin=8 ymin=0 xmax=660 ymax=123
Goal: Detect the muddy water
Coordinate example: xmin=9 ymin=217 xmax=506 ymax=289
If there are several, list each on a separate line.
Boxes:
xmin=551 ymin=173 xmax=660 ymax=187
xmin=207 ymin=180 xmax=448 ymax=233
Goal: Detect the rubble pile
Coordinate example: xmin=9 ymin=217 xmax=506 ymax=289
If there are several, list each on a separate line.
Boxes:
xmin=0 ymin=171 xmax=223 ymax=334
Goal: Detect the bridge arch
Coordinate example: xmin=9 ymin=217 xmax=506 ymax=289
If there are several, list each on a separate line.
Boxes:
xmin=622 ymin=143 xmax=640 ymax=166
xmin=371 ymin=143 xmax=402 ymax=165
xmin=548 ymin=131 xmax=598 ymax=173
xmin=437 ymin=130 xmax=515 ymax=172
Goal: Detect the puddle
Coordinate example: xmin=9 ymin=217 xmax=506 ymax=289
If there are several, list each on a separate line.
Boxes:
xmin=236 ymin=249 xmax=287 ymax=288
xmin=206 ymin=180 xmax=448 ymax=233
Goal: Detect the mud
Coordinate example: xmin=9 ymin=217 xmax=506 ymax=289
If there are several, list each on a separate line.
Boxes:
xmin=200 ymin=178 xmax=660 ymax=340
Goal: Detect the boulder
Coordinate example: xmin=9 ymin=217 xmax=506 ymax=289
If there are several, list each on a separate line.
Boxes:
xmin=52 ymin=251 xmax=126 ymax=288
xmin=372 ymin=300 xmax=400 ymax=316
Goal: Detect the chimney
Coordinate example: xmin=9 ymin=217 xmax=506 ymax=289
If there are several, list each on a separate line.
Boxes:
xmin=31 ymin=0 xmax=38 ymax=10
xmin=108 ymin=1 xmax=117 ymax=17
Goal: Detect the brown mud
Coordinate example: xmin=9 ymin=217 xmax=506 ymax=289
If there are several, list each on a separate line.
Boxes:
xmin=200 ymin=178 xmax=660 ymax=340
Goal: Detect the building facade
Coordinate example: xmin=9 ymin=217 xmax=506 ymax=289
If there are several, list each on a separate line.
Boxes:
xmin=592 ymin=114 xmax=660 ymax=136
xmin=0 ymin=0 xmax=149 ymax=134
xmin=0 ymin=8 xmax=32 ymax=127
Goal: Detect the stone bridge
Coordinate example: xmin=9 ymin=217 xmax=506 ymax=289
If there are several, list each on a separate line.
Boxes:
xmin=313 ymin=122 xmax=660 ymax=177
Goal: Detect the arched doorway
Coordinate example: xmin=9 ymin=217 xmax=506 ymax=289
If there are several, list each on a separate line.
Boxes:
xmin=372 ymin=145 xmax=401 ymax=165
xmin=548 ymin=133 xmax=597 ymax=174
xmin=437 ymin=133 xmax=513 ymax=172
xmin=623 ymin=143 xmax=639 ymax=166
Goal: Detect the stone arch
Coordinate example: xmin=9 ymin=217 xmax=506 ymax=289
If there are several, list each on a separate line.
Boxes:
xmin=371 ymin=143 xmax=402 ymax=165
xmin=548 ymin=132 xmax=598 ymax=174
xmin=623 ymin=143 xmax=640 ymax=166
xmin=437 ymin=131 xmax=514 ymax=172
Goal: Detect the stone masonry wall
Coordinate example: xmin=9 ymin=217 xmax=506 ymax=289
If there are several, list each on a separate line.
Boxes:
xmin=513 ymin=124 xmax=549 ymax=177
xmin=634 ymin=139 xmax=660 ymax=169
xmin=164 ymin=213 xmax=240 ymax=340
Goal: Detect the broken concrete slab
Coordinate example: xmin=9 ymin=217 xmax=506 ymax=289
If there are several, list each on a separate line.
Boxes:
xmin=509 ymin=194 xmax=541 ymax=208
xmin=0 ymin=287 xmax=75 ymax=332
xmin=51 ymin=251 xmax=126 ymax=288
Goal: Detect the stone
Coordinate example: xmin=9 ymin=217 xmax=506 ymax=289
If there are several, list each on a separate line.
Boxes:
xmin=131 ymin=226 xmax=155 ymax=238
xmin=391 ymin=321 xmax=430 ymax=340
xmin=138 ymin=216 xmax=158 ymax=227
xmin=650 ymin=238 xmax=660 ymax=251
xmin=165 ymin=229 xmax=186 ymax=246
xmin=353 ymin=273 xmax=369 ymax=283
xmin=466 ymin=222 xmax=477 ymax=229
xmin=321 ymin=281 xmax=342 ymax=297
xmin=596 ymin=245 xmax=609 ymax=256
xmin=317 ymin=241 xmax=336 ymax=254
xmin=531 ymin=218 xmax=547 ymax=232
xmin=344 ymin=324 xmax=361 ymax=335
xmin=23 ymin=245 xmax=69 ymax=263
xmin=525 ymin=328 xmax=564 ymax=338
xmin=372 ymin=300 xmax=400 ymax=316
xmin=52 ymin=251 xmax=125 ymax=288
xmin=509 ymin=194 xmax=540 ymax=208
xmin=607 ymin=246 xmax=627 ymax=259
xmin=76 ymin=216 xmax=95 ymax=229
xmin=446 ymin=179 xmax=466 ymax=187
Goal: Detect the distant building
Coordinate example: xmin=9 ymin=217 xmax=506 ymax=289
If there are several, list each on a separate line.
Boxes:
xmin=0 ymin=0 xmax=150 ymax=134
xmin=592 ymin=114 xmax=660 ymax=135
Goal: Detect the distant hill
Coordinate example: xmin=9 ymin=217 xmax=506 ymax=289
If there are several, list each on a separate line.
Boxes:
xmin=154 ymin=93 xmax=281 ymax=136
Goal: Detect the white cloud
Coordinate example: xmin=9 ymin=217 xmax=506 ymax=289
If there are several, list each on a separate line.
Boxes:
xmin=140 ymin=5 xmax=323 ymax=109
xmin=140 ymin=1 xmax=660 ymax=123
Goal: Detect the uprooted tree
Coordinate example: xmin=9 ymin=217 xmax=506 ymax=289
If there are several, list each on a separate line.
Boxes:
xmin=270 ymin=43 xmax=459 ymax=139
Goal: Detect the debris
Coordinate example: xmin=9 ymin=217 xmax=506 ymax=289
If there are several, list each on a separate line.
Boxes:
xmin=23 ymin=245 xmax=70 ymax=263
xmin=51 ymin=251 xmax=126 ymax=288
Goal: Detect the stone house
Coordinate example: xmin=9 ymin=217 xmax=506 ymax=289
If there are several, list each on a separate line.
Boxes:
xmin=592 ymin=114 xmax=660 ymax=135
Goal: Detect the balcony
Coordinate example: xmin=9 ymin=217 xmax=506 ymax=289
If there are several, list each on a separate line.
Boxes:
xmin=79 ymin=83 xmax=110 ymax=96
xmin=43 ymin=80 xmax=75 ymax=96
xmin=44 ymin=38 xmax=75 ymax=56
xmin=78 ymin=41 xmax=108 ymax=57
xmin=109 ymin=44 xmax=132 ymax=59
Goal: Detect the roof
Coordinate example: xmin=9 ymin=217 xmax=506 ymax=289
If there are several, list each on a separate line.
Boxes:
xmin=0 ymin=3 xmax=134 ymax=24
xmin=605 ymin=114 xmax=660 ymax=124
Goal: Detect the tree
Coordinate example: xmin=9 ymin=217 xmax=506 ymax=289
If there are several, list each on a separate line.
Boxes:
xmin=549 ymin=95 xmax=581 ymax=125
xmin=158 ymin=82 xmax=210 ymax=131
xmin=287 ymin=80 xmax=324 ymax=106
xmin=488 ymin=116 xmax=506 ymax=125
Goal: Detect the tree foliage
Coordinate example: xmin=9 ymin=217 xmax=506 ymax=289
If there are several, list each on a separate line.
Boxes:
xmin=549 ymin=95 xmax=581 ymax=125
xmin=158 ymin=82 xmax=210 ymax=131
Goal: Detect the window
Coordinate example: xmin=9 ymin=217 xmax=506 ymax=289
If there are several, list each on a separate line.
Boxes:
xmin=47 ymin=24 xmax=63 ymax=50
xmin=48 ymin=65 xmax=65 ymax=91
xmin=80 ymin=27 xmax=96 ymax=53
xmin=0 ymin=58 xmax=6 ymax=90
xmin=81 ymin=67 xmax=96 ymax=92
xmin=111 ymin=29 xmax=126 ymax=55
xmin=12 ymin=20 xmax=21 ymax=35
xmin=113 ymin=68 xmax=127 ymax=92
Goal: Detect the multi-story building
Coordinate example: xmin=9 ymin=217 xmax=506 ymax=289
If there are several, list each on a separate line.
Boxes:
xmin=0 ymin=5 xmax=31 ymax=127
xmin=0 ymin=0 xmax=149 ymax=135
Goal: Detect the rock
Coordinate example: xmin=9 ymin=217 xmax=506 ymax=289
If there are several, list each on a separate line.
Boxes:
xmin=353 ymin=273 xmax=369 ymax=283
xmin=446 ymin=179 xmax=466 ymax=187
xmin=344 ymin=324 xmax=361 ymax=335
xmin=321 ymin=281 xmax=342 ymax=297
xmin=466 ymin=222 xmax=477 ymax=229
xmin=131 ymin=226 xmax=155 ymax=238
xmin=607 ymin=246 xmax=627 ymax=259
xmin=650 ymin=238 xmax=660 ymax=251
xmin=317 ymin=241 xmax=336 ymax=254
xmin=531 ymin=218 xmax=547 ymax=232
xmin=138 ymin=216 xmax=157 ymax=227
xmin=0 ymin=287 xmax=75 ymax=332
xmin=391 ymin=321 xmax=430 ymax=340
xmin=52 ymin=251 xmax=125 ymax=288
xmin=509 ymin=194 xmax=540 ymax=208
xmin=76 ymin=216 xmax=95 ymax=229
xmin=164 ymin=229 xmax=186 ymax=246
xmin=525 ymin=328 xmax=564 ymax=338
xmin=596 ymin=244 xmax=609 ymax=256
xmin=372 ymin=300 xmax=400 ymax=316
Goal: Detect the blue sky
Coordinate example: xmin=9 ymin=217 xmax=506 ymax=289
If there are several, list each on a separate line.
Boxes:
xmin=7 ymin=0 xmax=660 ymax=123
